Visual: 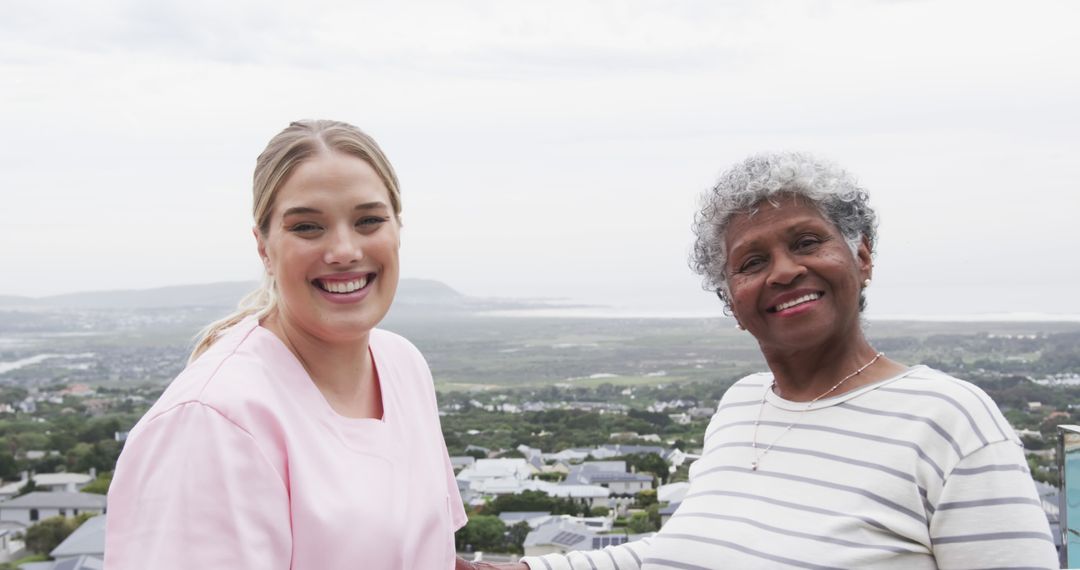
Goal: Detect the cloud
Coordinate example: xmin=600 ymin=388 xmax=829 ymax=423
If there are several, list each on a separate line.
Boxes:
xmin=1 ymin=0 xmax=1078 ymax=315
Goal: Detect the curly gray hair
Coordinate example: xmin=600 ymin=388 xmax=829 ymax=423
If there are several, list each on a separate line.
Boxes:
xmin=690 ymin=152 xmax=878 ymax=311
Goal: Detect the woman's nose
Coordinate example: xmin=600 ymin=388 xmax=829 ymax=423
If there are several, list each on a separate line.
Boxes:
xmin=766 ymin=252 xmax=807 ymax=286
xmin=323 ymin=228 xmax=363 ymax=265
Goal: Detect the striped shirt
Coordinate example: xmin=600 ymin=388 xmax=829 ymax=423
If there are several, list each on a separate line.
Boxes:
xmin=521 ymin=366 xmax=1057 ymax=570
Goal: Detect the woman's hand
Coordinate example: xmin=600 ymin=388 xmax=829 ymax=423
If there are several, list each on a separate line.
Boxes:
xmin=455 ymin=558 xmax=528 ymax=570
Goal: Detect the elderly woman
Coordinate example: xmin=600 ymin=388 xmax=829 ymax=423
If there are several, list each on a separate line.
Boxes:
xmin=494 ymin=153 xmax=1057 ymax=569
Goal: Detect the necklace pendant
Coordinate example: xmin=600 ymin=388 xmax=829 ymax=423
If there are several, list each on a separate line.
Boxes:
xmin=750 ymin=461 xmax=758 ymax=471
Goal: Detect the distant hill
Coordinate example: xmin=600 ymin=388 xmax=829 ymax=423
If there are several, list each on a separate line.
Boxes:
xmin=394 ymin=279 xmax=467 ymax=306
xmin=0 ymin=296 xmax=29 ymax=307
xmin=0 ymin=279 xmax=547 ymax=313
xmin=0 ymin=281 xmax=260 ymax=309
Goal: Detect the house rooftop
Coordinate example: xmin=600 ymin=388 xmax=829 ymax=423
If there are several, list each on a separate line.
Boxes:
xmin=524 ymin=520 xmax=645 ymax=551
xmin=659 ymin=501 xmax=681 ymax=516
xmin=0 ymin=472 xmax=93 ymax=495
xmin=586 ymin=472 xmax=653 ymax=484
xmin=52 ymin=514 xmax=106 ymax=558
xmin=52 ymin=555 xmax=103 ymax=570
xmin=0 ymin=491 xmax=106 ymax=510
xmin=499 ymin=511 xmax=551 ymax=524
xmin=449 ymin=456 xmax=476 ymax=468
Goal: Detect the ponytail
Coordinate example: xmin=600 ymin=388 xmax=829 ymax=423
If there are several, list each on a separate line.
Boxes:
xmin=188 ymin=276 xmax=278 ymax=363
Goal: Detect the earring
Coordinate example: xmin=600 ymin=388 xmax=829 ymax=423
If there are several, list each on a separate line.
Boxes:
xmin=863 ymin=278 xmax=871 ymax=288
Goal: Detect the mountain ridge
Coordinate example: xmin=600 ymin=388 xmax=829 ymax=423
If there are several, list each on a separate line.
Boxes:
xmin=0 ymin=279 xmax=486 ymax=310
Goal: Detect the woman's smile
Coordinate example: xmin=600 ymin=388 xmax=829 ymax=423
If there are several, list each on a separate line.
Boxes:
xmin=311 ymin=271 xmax=378 ymax=303
xmin=767 ymin=290 xmax=824 ymax=314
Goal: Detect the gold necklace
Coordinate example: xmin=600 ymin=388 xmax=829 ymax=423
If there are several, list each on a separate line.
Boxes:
xmin=750 ymin=352 xmax=883 ymax=471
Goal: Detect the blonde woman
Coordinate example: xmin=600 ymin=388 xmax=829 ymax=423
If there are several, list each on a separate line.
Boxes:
xmin=106 ymin=120 xmax=466 ymax=568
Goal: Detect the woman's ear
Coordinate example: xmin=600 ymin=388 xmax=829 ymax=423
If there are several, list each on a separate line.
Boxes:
xmin=856 ymin=235 xmax=873 ymax=281
xmin=254 ymin=227 xmax=272 ymax=275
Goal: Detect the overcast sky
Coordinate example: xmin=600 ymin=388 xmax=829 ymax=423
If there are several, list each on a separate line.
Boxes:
xmin=2 ymin=0 xmax=1078 ymax=318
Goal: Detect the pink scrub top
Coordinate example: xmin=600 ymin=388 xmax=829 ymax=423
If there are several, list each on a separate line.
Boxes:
xmin=105 ymin=317 xmax=467 ymax=569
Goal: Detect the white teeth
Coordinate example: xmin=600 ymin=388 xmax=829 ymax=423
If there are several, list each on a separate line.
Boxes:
xmin=775 ymin=293 xmax=821 ymax=311
xmin=319 ymin=276 xmax=368 ymax=294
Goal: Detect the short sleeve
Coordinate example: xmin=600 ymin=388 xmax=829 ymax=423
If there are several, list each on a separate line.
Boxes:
xmin=520 ymin=536 xmax=653 ymax=570
xmin=444 ymin=439 xmax=468 ymax=531
xmin=396 ymin=330 xmax=468 ymax=532
xmin=105 ymin=402 xmax=292 ymax=569
xmin=929 ymin=440 xmax=1058 ymax=569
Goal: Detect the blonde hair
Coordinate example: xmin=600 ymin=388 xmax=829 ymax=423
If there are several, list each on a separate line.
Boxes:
xmin=189 ymin=120 xmax=402 ymax=362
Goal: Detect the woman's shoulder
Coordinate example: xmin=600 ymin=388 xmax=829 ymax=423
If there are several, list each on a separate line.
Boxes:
xmin=370 ymin=328 xmax=424 ymax=360
xmin=878 ymin=365 xmax=1020 ymax=447
xmin=723 ymin=372 xmax=773 ymax=395
xmin=370 ymin=328 xmax=436 ymax=402
xmin=889 ymin=365 xmax=997 ymax=405
xmin=135 ymin=319 xmax=301 ymax=433
xmin=370 ymin=328 xmax=432 ymax=378
xmin=710 ymin=373 xmax=771 ymax=411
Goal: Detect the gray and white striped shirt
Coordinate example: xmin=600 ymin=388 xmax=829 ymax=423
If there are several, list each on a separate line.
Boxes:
xmin=522 ymin=366 xmax=1057 ymax=570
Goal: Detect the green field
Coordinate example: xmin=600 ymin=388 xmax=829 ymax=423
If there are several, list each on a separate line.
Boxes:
xmin=2 ymin=307 xmax=1079 ymax=392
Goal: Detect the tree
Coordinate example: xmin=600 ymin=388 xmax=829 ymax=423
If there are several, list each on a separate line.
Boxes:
xmin=15 ymin=432 xmax=48 ymax=452
xmin=67 ymin=440 xmax=120 ymax=472
xmin=16 ymin=478 xmax=37 ymax=498
xmin=1021 ymin=434 xmax=1047 ymax=451
xmin=456 ymin=515 xmax=506 ymax=552
xmin=47 ymin=431 xmax=77 ymax=453
xmin=0 ymin=452 xmax=19 ymax=481
xmin=81 ymin=471 xmax=113 ymax=495
xmin=646 ymin=503 xmax=662 ymax=530
xmin=486 ymin=490 xmax=584 ymax=517
xmin=628 ymin=409 xmax=671 ymax=428
xmin=635 ymin=489 xmax=657 ymax=508
xmin=77 ymin=417 xmax=122 ymax=444
xmin=505 ymin=521 xmax=531 ymax=554
xmin=627 ymin=453 xmax=669 ymax=485
xmin=24 ymin=513 xmax=93 ymax=555
xmin=627 ymin=511 xmax=655 ymax=534
xmin=29 ymin=454 xmax=65 ymax=473
xmin=0 ymin=387 xmax=28 ymax=405
xmin=595 ymin=383 xmax=617 ymax=398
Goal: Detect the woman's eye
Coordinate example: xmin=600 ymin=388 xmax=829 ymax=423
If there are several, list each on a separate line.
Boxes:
xmin=357 ymin=216 xmax=389 ymax=229
xmin=795 ymin=236 xmax=821 ymax=250
xmin=289 ymin=223 xmax=322 ymax=234
xmin=738 ymin=257 xmax=765 ymax=273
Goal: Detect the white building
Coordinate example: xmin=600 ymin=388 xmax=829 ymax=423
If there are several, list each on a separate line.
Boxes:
xmin=0 ymin=492 xmax=106 ymax=527
xmin=50 ymin=513 xmax=105 ymax=561
xmin=0 ymin=471 xmax=95 ymax=500
xmin=523 ymin=520 xmax=646 ymax=558
xmin=581 ymin=472 xmax=653 ymax=495
xmin=456 ymin=458 xmax=534 ymax=486
xmin=540 ymin=483 xmax=611 ymax=508
xmin=18 ymin=514 xmax=106 ymax=570
xmin=657 ymin=481 xmax=690 ymax=504
xmin=449 ymin=456 xmax=476 ymax=472
xmin=542 ymin=449 xmax=591 ymax=463
xmin=0 ymin=523 xmax=26 ymax=563
xmin=502 ymin=512 xmax=615 ymax=533
xmin=565 ymin=462 xmax=654 ymax=495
